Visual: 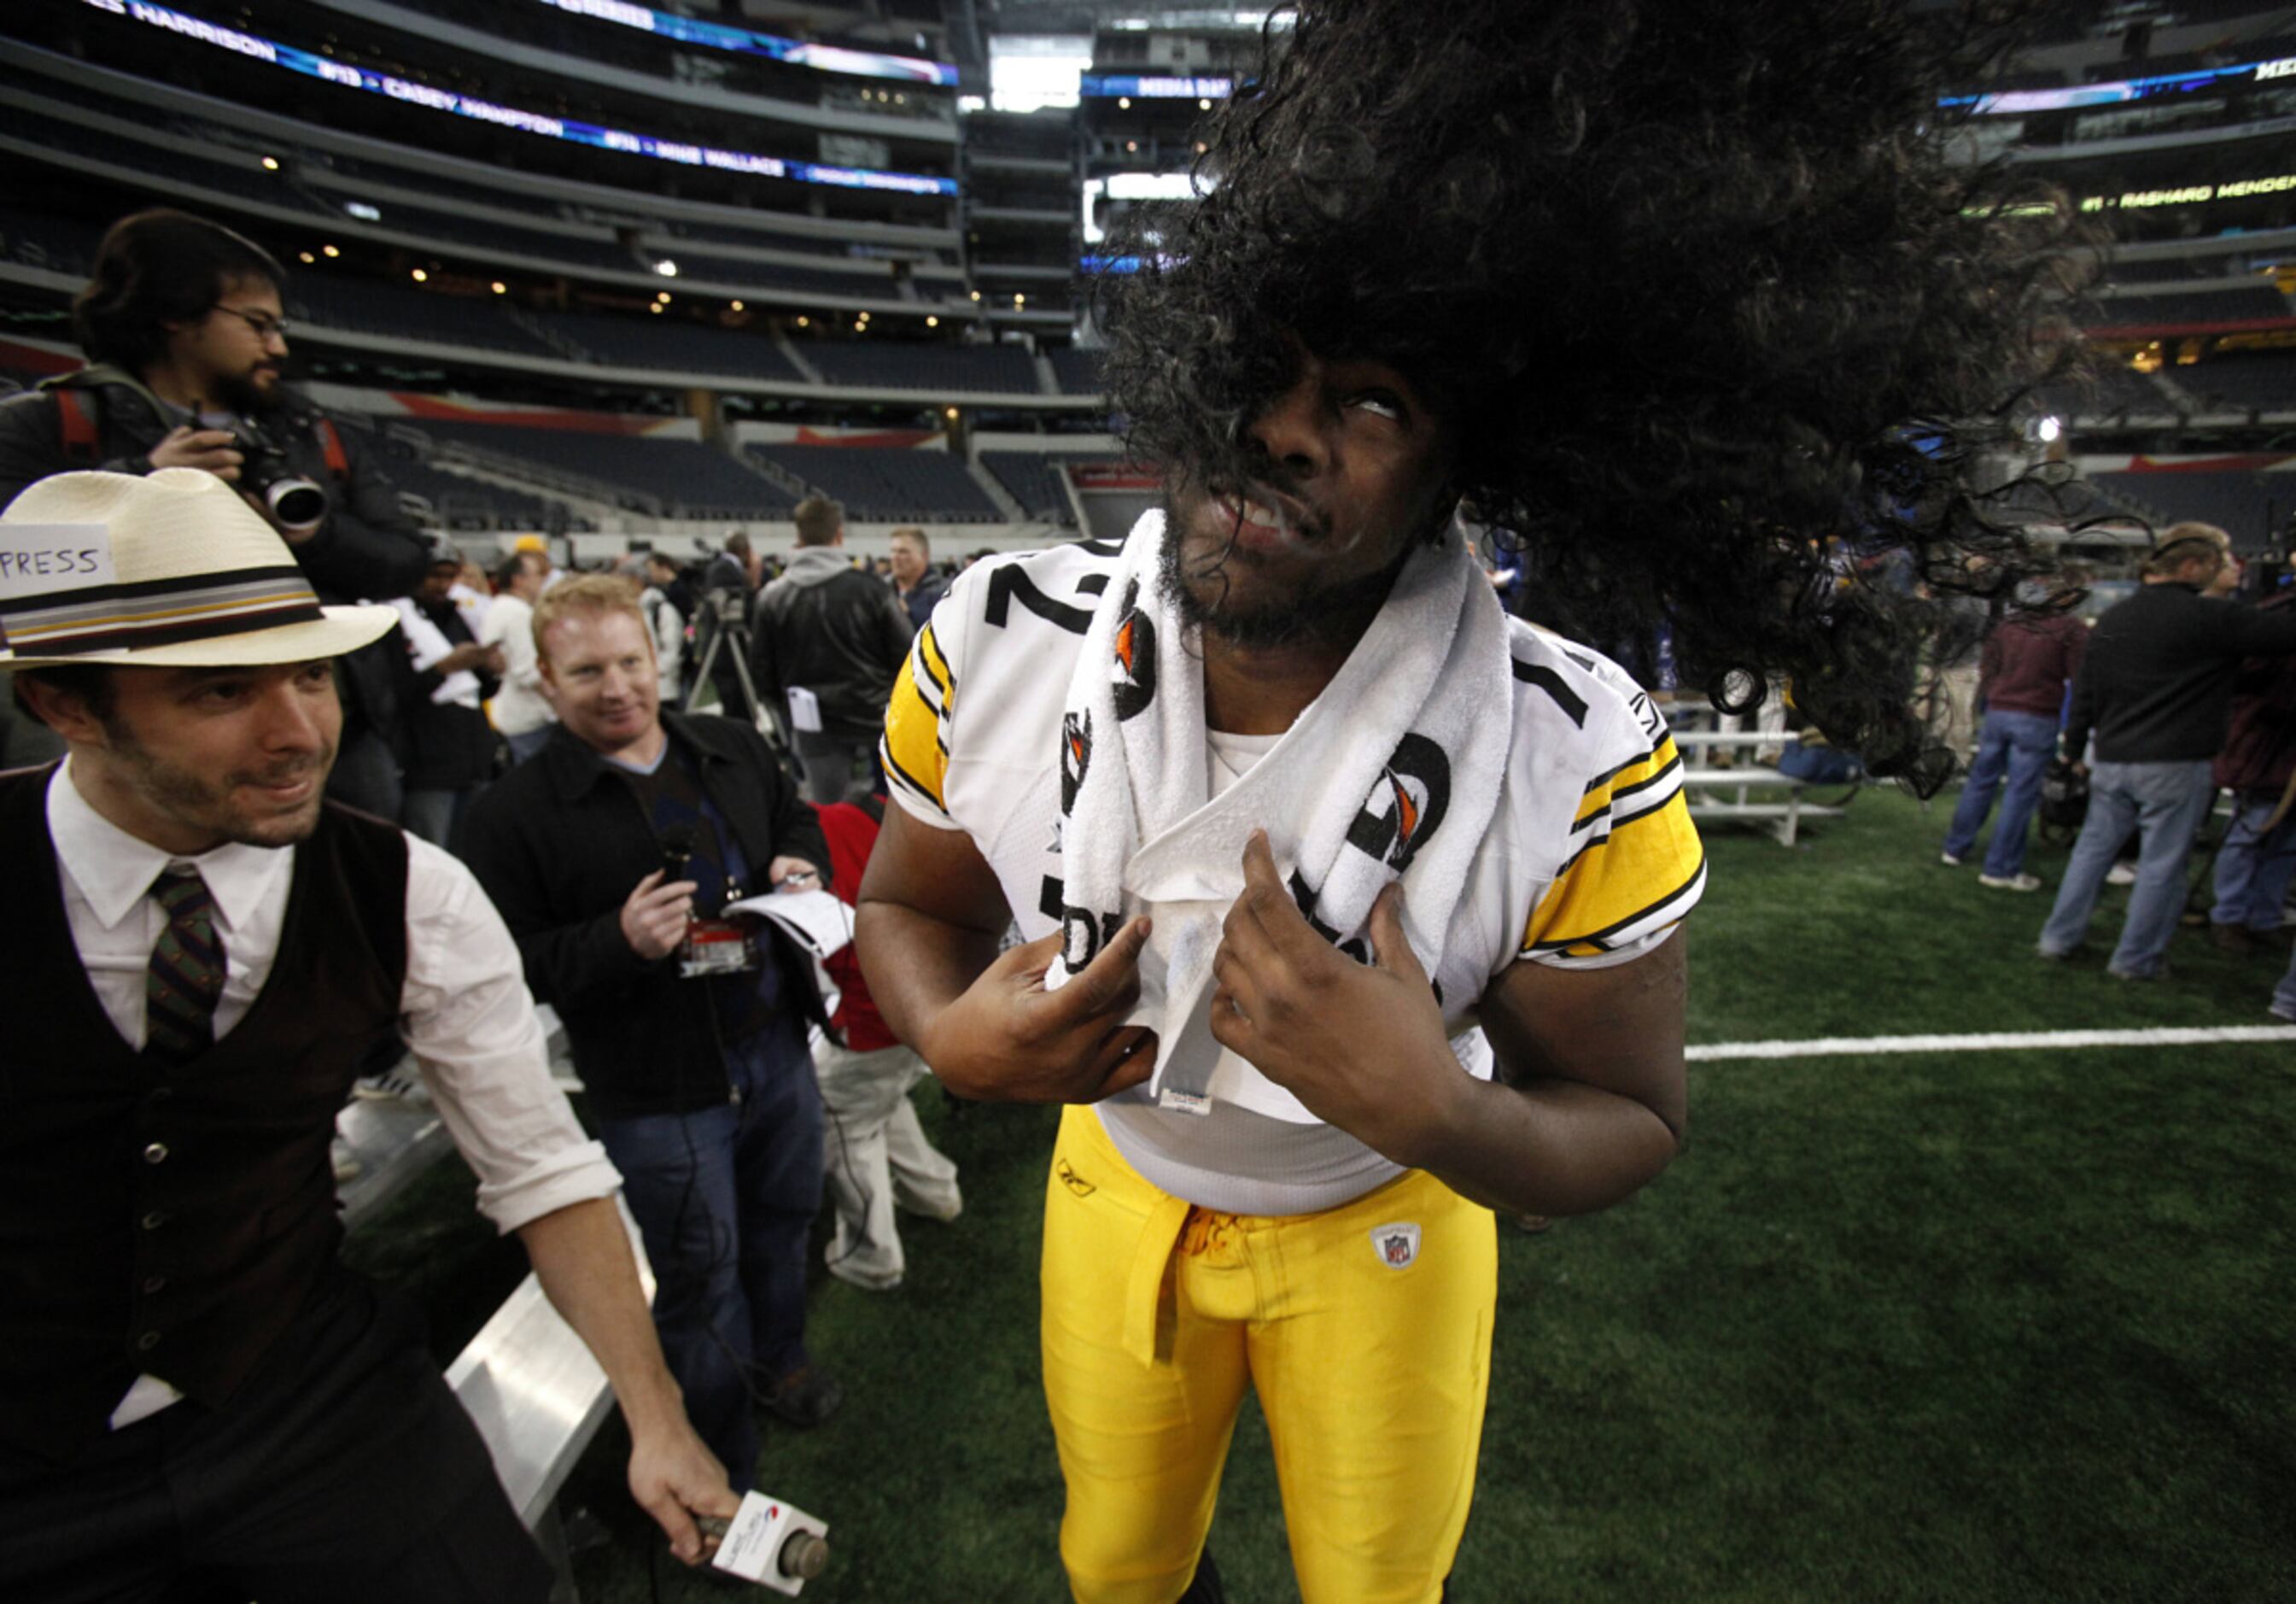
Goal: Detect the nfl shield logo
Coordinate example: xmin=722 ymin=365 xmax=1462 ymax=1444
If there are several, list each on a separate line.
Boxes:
xmin=1370 ymin=1222 xmax=1422 ymax=1270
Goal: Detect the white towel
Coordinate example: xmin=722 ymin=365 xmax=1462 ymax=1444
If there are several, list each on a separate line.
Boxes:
xmin=1047 ymin=509 xmax=1512 ymax=1121
xmin=390 ymin=597 xmax=482 ymax=709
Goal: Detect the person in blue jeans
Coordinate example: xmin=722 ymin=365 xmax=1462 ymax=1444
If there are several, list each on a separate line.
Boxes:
xmin=2037 ymin=760 xmax=2217 ymax=978
xmin=462 ymin=576 xmax=844 ymax=1495
xmin=2036 ymin=526 xmax=2296 ymax=979
xmin=1941 ymin=578 xmax=2088 ymax=890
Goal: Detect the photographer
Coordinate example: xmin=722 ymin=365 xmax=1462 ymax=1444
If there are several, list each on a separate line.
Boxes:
xmin=0 ymin=208 xmax=433 ymax=817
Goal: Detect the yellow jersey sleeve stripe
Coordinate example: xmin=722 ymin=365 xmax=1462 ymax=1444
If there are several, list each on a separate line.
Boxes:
xmin=881 ymin=653 xmax=950 ymax=812
xmin=1574 ymin=737 xmax=1681 ymax=826
xmin=916 ymin=621 xmax=955 ymax=707
xmin=1524 ymin=790 xmax=1704 ymax=954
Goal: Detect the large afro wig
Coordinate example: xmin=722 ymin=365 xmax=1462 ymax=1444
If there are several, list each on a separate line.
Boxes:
xmin=1100 ymin=0 xmax=2094 ymax=791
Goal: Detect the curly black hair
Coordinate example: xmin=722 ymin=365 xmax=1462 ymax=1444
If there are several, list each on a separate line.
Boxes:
xmin=1100 ymin=0 xmax=2094 ymax=791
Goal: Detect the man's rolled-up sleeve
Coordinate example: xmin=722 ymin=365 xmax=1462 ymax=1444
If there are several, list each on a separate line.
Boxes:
xmin=398 ymin=836 xmax=621 ymax=1233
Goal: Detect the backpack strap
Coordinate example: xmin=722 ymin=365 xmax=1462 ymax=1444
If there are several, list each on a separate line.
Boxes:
xmin=53 ymin=389 xmax=99 ymax=466
xmin=314 ymin=417 xmax=350 ymax=481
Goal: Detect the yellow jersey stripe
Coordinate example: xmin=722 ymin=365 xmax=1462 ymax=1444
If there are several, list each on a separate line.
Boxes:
xmin=1574 ymin=736 xmax=1681 ymax=826
xmin=917 ymin=621 xmax=955 ymax=706
xmin=881 ymin=654 xmax=950 ymax=811
xmin=1524 ymin=790 xmax=1704 ymax=954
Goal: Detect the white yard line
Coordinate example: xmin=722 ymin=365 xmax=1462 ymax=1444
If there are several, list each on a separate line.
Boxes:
xmin=1687 ymin=1025 xmax=2296 ymax=1062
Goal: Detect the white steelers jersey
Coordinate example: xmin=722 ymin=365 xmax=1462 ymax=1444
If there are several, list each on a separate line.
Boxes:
xmin=881 ymin=536 xmax=1704 ymax=1211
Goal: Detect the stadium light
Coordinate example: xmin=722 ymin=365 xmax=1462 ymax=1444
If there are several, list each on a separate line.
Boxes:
xmin=1015 ymin=293 xmax=1027 ymax=306
xmin=945 ymin=407 xmax=960 ymax=420
xmin=926 ymin=315 xmax=939 ymax=328
xmin=322 ymin=243 xmax=340 ymax=257
xmin=298 ymin=251 xmax=315 ymax=264
xmin=650 ymin=303 xmax=664 ymax=314
xmin=655 ymin=259 xmax=679 ymax=278
xmin=1199 ymin=98 xmax=1212 ymax=110
xmin=261 ymin=155 xmax=280 ymax=171
xmin=970 ymin=290 xmax=982 ymax=301
xmin=411 ymin=268 xmax=428 ymax=282
xmin=491 ymin=281 xmax=507 ymax=294
xmin=1119 ymin=97 xmax=1131 ymax=108
xmin=2038 ymin=416 xmax=2061 ymax=442
xmin=731 ymin=299 xmax=745 ymax=311
xmin=796 ymin=315 xmax=810 ymax=327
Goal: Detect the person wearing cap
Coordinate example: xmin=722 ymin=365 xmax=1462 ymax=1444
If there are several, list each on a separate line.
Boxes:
xmin=393 ymin=545 xmax=505 ymax=849
xmin=0 ymin=471 xmax=737 ymax=1601
xmin=2038 ymin=524 xmax=2296 ymax=979
xmin=0 ymin=210 xmax=436 ymax=823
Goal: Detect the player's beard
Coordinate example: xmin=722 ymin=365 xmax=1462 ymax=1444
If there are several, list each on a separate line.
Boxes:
xmin=1154 ymin=490 xmax=1413 ymax=653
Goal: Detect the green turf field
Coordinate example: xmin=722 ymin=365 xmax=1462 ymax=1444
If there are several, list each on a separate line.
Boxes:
xmin=352 ymin=786 xmax=2296 ymax=1601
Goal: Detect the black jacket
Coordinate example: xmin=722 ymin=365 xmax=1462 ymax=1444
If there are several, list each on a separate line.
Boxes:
xmin=0 ymin=366 xmax=434 ymax=606
xmin=458 ymin=711 xmax=831 ymax=1119
xmin=751 ymin=547 xmax=915 ymax=741
xmin=897 ymin=568 xmax=949 ymax=630
xmin=2065 ymin=582 xmax=2296 ymax=764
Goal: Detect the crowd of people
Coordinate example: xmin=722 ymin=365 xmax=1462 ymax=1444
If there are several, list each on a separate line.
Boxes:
xmin=1935 ymin=523 xmax=2296 ymax=1012
xmin=4 ymin=2 xmax=2279 ymax=1599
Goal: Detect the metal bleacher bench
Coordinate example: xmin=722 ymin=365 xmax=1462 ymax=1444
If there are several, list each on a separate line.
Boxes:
xmin=1672 ymin=729 xmax=1849 ymax=847
xmin=337 ymin=1007 xmax=628 ymax=1599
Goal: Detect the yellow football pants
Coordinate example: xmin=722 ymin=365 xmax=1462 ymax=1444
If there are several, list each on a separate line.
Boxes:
xmin=1040 ymin=1105 xmax=1497 ymax=1604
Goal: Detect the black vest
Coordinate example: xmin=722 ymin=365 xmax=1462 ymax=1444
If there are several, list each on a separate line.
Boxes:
xmin=0 ymin=767 xmax=409 ymax=1460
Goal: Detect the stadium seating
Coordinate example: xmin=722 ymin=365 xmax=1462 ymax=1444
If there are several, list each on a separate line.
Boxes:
xmin=2089 ymin=470 xmax=2284 ymax=547
xmin=750 ymin=445 xmax=1001 ymax=522
xmin=1046 ymin=348 xmax=1107 ymax=395
xmin=803 ymin=342 xmax=1041 ymax=395
xmin=2033 ymin=362 xmax=2171 ymax=419
xmin=2082 ymin=286 xmax=2294 ymax=329
xmin=2177 ymin=354 xmax=2296 ymax=415
xmin=640 ymin=248 xmax=910 ymax=301
xmin=979 ymin=451 xmax=1113 ymax=524
xmin=418 ymin=423 xmax=797 ymax=518
xmin=0 ymin=205 xmax=102 ymax=278
xmin=542 ymin=313 xmax=804 ymax=382
xmin=286 ymin=277 xmax=563 ymax=359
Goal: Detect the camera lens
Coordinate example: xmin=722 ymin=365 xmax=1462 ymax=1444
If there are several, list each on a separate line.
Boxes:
xmin=266 ymin=478 xmax=328 ymax=532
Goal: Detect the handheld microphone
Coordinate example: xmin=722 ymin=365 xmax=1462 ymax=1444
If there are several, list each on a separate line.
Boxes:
xmin=705 ymin=1492 xmax=829 ymax=1593
xmin=659 ymin=822 xmax=698 ymax=879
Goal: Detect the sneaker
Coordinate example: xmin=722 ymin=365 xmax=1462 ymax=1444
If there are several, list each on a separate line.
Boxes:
xmin=2106 ymin=963 xmax=2165 ymax=982
xmin=2036 ymin=944 xmax=2083 ymax=963
xmin=2270 ymin=1004 xmax=2296 ymax=1024
xmin=2106 ymin=862 xmax=2138 ymax=887
xmin=353 ymin=1067 xmax=429 ymax=1105
xmin=765 ymin=1366 xmax=843 ymax=1429
xmin=1979 ymin=872 xmax=2043 ymax=893
xmin=1940 ymin=851 xmax=1964 ymax=867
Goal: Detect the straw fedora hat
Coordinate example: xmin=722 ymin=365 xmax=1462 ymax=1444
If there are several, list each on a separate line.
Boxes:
xmin=0 ymin=469 xmax=399 ymax=668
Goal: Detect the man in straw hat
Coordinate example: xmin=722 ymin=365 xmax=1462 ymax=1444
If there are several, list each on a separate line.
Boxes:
xmin=0 ymin=471 xmax=736 ymax=1601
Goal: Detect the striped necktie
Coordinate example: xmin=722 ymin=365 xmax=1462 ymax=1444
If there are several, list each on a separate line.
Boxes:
xmin=146 ymin=866 xmax=225 ymax=1064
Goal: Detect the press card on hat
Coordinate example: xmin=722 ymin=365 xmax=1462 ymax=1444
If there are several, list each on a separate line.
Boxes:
xmin=0 ymin=524 xmax=114 ymax=601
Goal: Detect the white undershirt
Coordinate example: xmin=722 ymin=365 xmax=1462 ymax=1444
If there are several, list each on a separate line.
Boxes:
xmin=45 ymin=761 xmax=619 ymax=1427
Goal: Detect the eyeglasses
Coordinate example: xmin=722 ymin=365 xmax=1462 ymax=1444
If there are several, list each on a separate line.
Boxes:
xmin=211 ymin=305 xmax=290 ymax=342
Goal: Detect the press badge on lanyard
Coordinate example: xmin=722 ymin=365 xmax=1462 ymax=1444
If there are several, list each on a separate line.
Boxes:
xmin=680 ymin=912 xmax=761 ymax=979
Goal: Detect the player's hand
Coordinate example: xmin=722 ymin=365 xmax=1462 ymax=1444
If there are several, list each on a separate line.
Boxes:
xmin=147 ymin=425 xmax=243 ymax=481
xmin=1210 ymin=831 xmax=1457 ymax=1164
xmin=920 ymin=919 xmax=1157 ymax=1103
xmin=621 ymin=869 xmax=698 ymax=961
xmin=766 ymin=854 xmax=821 ymax=893
xmin=625 ymin=1420 xmax=740 ymax=1566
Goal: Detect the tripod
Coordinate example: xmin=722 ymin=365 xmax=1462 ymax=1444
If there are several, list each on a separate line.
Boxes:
xmin=686 ymin=586 xmax=784 ymax=747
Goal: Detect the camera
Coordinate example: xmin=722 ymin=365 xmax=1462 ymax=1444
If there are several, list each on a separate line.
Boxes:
xmin=231 ymin=416 xmax=329 ymax=535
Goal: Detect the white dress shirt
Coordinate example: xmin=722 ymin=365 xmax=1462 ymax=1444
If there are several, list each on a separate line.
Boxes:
xmin=45 ymin=761 xmax=620 ymax=1426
